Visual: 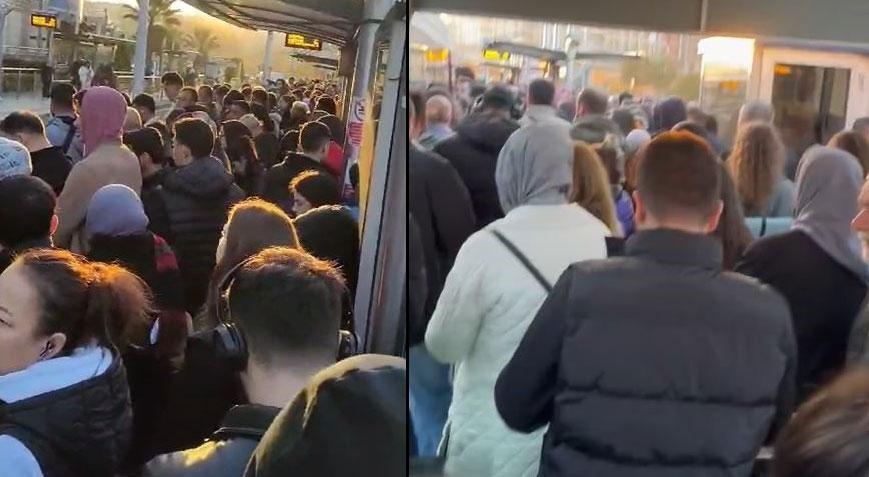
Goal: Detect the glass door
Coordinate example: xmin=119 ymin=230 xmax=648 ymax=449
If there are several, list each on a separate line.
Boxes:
xmin=771 ymin=63 xmax=849 ymax=177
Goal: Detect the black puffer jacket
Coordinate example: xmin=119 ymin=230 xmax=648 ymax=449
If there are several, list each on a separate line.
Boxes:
xmin=161 ymin=156 xmax=244 ymax=314
xmin=0 ymin=352 xmax=132 ymax=477
xmin=433 ymin=111 xmax=519 ymax=229
xmin=496 ymin=230 xmax=797 ymax=477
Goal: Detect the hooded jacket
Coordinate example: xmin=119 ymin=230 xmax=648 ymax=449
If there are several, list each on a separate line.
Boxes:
xmin=262 ymin=152 xmax=333 ymax=215
xmin=0 ymin=347 xmax=132 ymax=477
xmin=243 ymin=355 xmax=406 ymax=477
xmin=434 ymin=111 xmax=520 ymax=229
xmin=53 ymin=142 xmax=142 ymax=253
xmin=161 ymin=156 xmax=244 ymax=313
xmin=570 ymin=114 xmax=624 ymax=146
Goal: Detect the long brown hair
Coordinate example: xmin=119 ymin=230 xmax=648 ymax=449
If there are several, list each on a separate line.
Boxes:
xmin=18 ymin=248 xmax=153 ymax=355
xmin=829 ymin=130 xmax=869 ymax=177
xmin=570 ymin=142 xmax=620 ymax=235
xmin=713 ymin=162 xmax=753 ymax=270
xmin=729 ymin=122 xmax=786 ymax=216
xmin=199 ymin=198 xmax=299 ymax=330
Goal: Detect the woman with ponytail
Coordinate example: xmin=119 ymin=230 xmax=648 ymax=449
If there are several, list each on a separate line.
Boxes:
xmin=0 ymin=248 xmax=151 ymax=476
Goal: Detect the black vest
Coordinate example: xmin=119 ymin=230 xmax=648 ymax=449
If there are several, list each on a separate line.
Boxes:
xmin=0 ymin=353 xmax=133 ymax=477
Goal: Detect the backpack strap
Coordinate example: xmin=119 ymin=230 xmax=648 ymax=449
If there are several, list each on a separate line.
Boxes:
xmin=491 ymin=229 xmax=552 ymax=293
xmin=59 ymin=116 xmax=77 ymax=155
xmin=760 ymin=216 xmax=768 ymax=237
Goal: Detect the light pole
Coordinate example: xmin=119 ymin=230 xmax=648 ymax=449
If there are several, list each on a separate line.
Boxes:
xmin=261 ymin=30 xmax=274 ymax=85
xmin=131 ymin=0 xmax=149 ymax=95
xmin=0 ymin=2 xmax=12 ymax=97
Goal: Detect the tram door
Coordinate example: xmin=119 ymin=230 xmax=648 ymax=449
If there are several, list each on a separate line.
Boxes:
xmin=756 ymin=46 xmax=869 ymax=178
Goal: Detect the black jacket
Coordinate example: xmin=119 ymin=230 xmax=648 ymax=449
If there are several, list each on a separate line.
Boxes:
xmin=161 ymin=157 xmax=244 ymax=314
xmin=433 ymin=111 xmax=519 ymax=229
xmin=0 ymin=236 xmax=51 ymax=274
xmin=0 ymin=352 xmax=133 ymax=477
xmin=244 ymin=355 xmax=406 ymax=477
xmin=408 ymin=146 xmax=475 ymax=339
xmin=143 ymin=404 xmax=280 ymax=477
xmin=142 ymin=168 xmax=173 ymax=243
xmin=496 ymin=229 xmax=797 ymax=477
xmin=261 ymin=152 xmax=332 ymax=215
xmin=408 ymin=214 xmax=428 ymax=346
xmin=29 ymin=146 xmax=72 ymax=196
xmin=736 ymin=229 xmax=867 ymax=401
xmin=254 ymin=133 xmax=280 ymax=170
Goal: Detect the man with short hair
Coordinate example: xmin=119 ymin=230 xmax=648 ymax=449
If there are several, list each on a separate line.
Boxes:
xmin=519 ymin=78 xmax=571 ymax=130
xmin=0 ymin=110 xmax=72 ymax=195
xmin=177 ymin=87 xmax=198 ymax=110
xmin=0 ymin=175 xmax=56 ymax=273
xmin=132 ymin=93 xmax=158 ymax=126
xmin=161 ymin=72 xmax=184 ymax=102
xmin=161 ymin=118 xmax=244 ymax=313
xmin=434 ymin=84 xmax=520 ymax=229
xmin=144 ymin=246 xmax=344 ymax=477
xmin=496 ymin=131 xmax=797 ymax=476
xmin=262 ymin=121 xmax=334 ymax=215
xmin=570 ymin=87 xmax=624 ymax=146
xmin=45 ymin=83 xmax=83 ymax=163
xmin=224 ymin=100 xmax=251 ymax=121
xmin=418 ymin=95 xmax=454 ymax=150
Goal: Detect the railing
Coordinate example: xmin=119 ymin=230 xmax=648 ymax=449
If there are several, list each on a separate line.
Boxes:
xmin=1 ymin=67 xmax=41 ymax=98
xmin=0 ymin=67 xmax=164 ymax=98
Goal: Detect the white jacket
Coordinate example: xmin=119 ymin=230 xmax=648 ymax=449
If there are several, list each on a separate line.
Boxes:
xmin=426 ymin=203 xmax=609 ymax=477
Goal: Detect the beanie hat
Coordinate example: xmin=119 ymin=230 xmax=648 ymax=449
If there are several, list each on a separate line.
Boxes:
xmin=0 ymin=137 xmax=32 ymax=180
xmin=85 ymin=184 xmax=149 ymax=237
xmin=625 ymin=128 xmax=652 ymax=154
xmin=290 ymin=171 xmax=340 ymax=208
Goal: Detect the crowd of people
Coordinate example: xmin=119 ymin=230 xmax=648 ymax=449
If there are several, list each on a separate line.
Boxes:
xmin=409 ymin=75 xmax=869 ymax=477
xmin=0 ymin=72 xmax=405 ymax=477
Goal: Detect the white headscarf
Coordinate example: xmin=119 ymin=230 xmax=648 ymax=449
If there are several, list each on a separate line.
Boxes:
xmin=793 ymin=145 xmax=868 ymax=282
xmin=495 ymin=123 xmax=572 ymax=214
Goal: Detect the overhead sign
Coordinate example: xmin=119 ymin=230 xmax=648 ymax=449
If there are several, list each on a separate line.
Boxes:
xmin=31 ymin=13 xmax=58 ymax=29
xmin=285 ymin=34 xmax=322 ymax=51
xmin=425 ymin=48 xmax=449 ymax=62
xmin=483 ymin=49 xmax=510 ymax=62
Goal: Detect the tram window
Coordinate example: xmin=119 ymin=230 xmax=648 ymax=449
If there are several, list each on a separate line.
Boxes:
xmin=771 ymin=63 xmax=850 ymax=157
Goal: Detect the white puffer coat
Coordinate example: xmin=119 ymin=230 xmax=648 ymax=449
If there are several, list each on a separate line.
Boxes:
xmin=426 ymin=203 xmax=609 ymax=477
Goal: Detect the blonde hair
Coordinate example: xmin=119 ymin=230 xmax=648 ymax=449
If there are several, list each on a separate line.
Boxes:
xmin=729 ymin=121 xmax=785 ymax=216
xmin=570 ymin=142 xmax=620 ymax=235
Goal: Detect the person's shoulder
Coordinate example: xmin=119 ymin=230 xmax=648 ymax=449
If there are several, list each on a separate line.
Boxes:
xmin=743 ymin=229 xmax=801 ymax=258
xmin=143 ymin=440 xmax=235 ymax=477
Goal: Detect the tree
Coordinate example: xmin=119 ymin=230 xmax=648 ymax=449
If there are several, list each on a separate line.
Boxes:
xmin=123 ymin=0 xmax=182 ymax=74
xmin=185 ymin=27 xmax=220 ymax=69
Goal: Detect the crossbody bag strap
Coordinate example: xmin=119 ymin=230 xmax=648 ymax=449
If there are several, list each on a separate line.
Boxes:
xmin=491 ymin=229 xmax=553 ymax=292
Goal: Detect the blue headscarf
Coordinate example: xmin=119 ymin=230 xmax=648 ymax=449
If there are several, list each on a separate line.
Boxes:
xmin=85 ymin=184 xmax=149 ymax=238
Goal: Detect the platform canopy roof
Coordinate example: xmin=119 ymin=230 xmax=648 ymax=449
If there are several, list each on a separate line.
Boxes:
xmin=412 ymin=0 xmax=869 ymax=46
xmin=182 ymin=0 xmax=362 ymax=46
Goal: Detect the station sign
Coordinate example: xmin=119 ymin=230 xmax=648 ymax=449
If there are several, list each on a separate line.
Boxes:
xmin=31 ymin=13 xmax=58 ymax=29
xmin=425 ymin=48 xmax=448 ymax=62
xmin=483 ymin=49 xmax=510 ymax=62
xmin=285 ymin=34 xmax=322 ymax=51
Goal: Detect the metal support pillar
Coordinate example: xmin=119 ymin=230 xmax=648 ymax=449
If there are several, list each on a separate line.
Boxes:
xmin=131 ymin=0 xmax=149 ymax=95
xmin=262 ymin=30 xmax=274 ymax=84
